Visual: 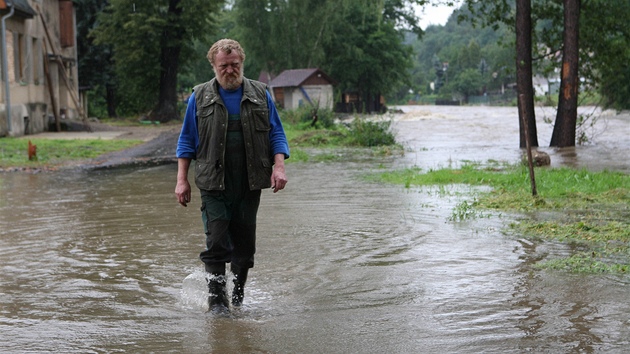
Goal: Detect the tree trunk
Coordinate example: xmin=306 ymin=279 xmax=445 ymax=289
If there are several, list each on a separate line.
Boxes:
xmin=515 ymin=0 xmax=538 ymax=148
xmin=550 ymin=0 xmax=580 ymax=147
xmin=106 ymin=84 xmax=117 ymax=118
xmin=150 ymin=0 xmax=184 ymax=123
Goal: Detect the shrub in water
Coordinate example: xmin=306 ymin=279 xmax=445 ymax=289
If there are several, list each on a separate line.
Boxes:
xmin=349 ymin=118 xmax=396 ymax=147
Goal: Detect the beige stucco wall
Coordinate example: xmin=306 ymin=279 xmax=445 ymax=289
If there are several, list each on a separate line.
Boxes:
xmin=283 ymin=84 xmax=334 ymax=111
xmin=0 ymin=0 xmax=80 ymax=137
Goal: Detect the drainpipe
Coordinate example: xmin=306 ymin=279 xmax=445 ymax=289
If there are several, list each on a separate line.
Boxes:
xmin=2 ymin=1 xmax=15 ymax=134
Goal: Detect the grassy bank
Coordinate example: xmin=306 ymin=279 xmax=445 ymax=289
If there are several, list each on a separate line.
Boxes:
xmin=370 ymin=162 xmax=630 ymax=274
xmin=0 ymin=138 xmax=143 ymax=170
xmin=281 ymin=106 xmax=402 ymax=162
xmin=0 ymin=108 xmax=400 ymax=169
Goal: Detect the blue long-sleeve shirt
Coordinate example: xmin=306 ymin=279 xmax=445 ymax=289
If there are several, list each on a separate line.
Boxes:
xmin=176 ymin=88 xmax=290 ymax=160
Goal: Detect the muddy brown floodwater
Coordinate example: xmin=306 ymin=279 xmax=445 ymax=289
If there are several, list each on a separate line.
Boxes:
xmin=1 ymin=106 xmax=628 ymax=353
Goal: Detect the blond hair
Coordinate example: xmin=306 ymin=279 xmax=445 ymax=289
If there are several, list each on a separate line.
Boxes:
xmin=207 ymin=39 xmax=246 ymax=65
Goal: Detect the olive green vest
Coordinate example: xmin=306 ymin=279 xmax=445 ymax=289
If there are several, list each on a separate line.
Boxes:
xmin=193 ymin=78 xmax=272 ymax=191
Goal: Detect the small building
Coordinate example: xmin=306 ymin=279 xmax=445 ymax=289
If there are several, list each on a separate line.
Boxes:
xmin=1 ymin=0 xmax=82 ymax=137
xmin=257 ymin=70 xmax=275 ymax=86
xmin=269 ymin=68 xmax=335 ymax=111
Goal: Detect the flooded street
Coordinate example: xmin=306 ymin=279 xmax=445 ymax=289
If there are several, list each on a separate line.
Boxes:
xmin=1 ymin=106 xmax=629 ymax=353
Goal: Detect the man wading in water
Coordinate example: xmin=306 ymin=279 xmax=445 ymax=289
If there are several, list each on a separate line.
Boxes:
xmin=175 ymin=39 xmax=290 ymax=312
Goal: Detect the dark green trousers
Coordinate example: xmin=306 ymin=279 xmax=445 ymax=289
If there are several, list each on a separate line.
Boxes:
xmin=199 ymin=122 xmax=261 ymax=274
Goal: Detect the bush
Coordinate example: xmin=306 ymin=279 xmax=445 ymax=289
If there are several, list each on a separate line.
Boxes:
xmin=279 ymin=105 xmax=335 ymax=128
xmin=348 ymin=118 xmax=396 ymax=147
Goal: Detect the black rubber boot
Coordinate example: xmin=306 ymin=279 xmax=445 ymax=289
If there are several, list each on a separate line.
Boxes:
xmin=207 ymin=273 xmax=229 ymax=311
xmin=231 ymin=265 xmax=249 ymax=307
xmin=205 ymin=264 xmax=229 ymax=311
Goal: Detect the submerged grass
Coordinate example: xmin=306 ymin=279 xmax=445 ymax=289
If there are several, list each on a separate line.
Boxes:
xmin=371 ymin=162 xmax=630 ymax=274
xmin=0 ymin=138 xmax=143 ymax=168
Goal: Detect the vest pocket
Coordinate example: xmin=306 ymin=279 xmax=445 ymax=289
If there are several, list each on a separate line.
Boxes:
xmin=195 ymin=160 xmax=223 ymax=190
xmin=252 ymin=109 xmax=270 ymax=131
xmin=198 ymin=106 xmax=214 ymax=119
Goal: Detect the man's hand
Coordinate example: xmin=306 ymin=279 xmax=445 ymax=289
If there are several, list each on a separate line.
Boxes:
xmin=175 ymin=158 xmax=192 ymax=207
xmin=271 ymin=154 xmax=287 ymax=193
xmin=175 ymin=180 xmax=192 ymax=207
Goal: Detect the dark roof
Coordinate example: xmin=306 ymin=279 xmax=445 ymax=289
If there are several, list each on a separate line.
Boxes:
xmin=0 ymin=0 xmax=37 ymax=18
xmin=269 ymin=68 xmax=335 ymax=88
xmin=257 ymin=71 xmax=276 ymax=85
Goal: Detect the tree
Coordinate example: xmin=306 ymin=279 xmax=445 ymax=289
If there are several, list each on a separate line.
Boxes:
xmin=402 ymin=6 xmax=514 ymax=102
xmin=75 ymin=0 xmax=118 ymax=118
xmin=587 ymin=1 xmax=630 ymax=110
xmin=549 ymin=0 xmax=579 ymax=147
xmin=230 ymin=0 xmax=429 ymax=112
xmin=515 ymin=0 xmax=538 ymax=148
xmin=230 ymin=0 xmax=338 ymax=77
xmin=93 ymin=0 xmax=223 ymax=121
xmin=450 ymin=68 xmax=483 ymax=102
xmin=584 ymin=1 xmax=630 ymax=110
xmin=322 ymin=1 xmax=415 ymax=111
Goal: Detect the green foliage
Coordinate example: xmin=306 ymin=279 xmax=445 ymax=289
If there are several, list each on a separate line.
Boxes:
xmin=84 ymin=0 xmax=428 ymax=117
xmin=449 ymin=68 xmax=484 ymax=101
xmin=322 ymin=1 xmax=414 ymax=100
xmin=280 ymin=105 xmax=336 ymax=128
xmin=85 ymin=85 xmax=110 ymax=119
xmin=514 ymin=220 xmax=630 ymax=274
xmin=583 ymin=0 xmax=630 ymax=110
xmin=0 ymin=138 xmax=142 ymax=167
xmin=541 ymin=254 xmax=629 ymax=274
xmin=231 ymin=0 xmax=425 ymax=108
xmin=347 ymin=118 xmax=396 ymax=147
xmin=289 ymin=129 xmax=347 ymax=147
xmin=395 ymin=5 xmax=514 ymax=102
xmin=459 ymin=0 xmax=630 ymax=110
xmin=90 ymin=0 xmax=223 ymax=116
xmin=286 ymin=148 xmax=310 ymax=162
xmin=285 ymin=113 xmax=398 ymax=151
xmin=448 ymin=199 xmax=490 ymax=222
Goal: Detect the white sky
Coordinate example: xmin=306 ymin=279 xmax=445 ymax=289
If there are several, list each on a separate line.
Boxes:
xmin=415 ymin=1 xmax=462 ymax=29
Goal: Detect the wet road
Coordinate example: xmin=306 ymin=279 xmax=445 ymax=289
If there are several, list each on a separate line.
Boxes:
xmin=1 ymin=106 xmax=629 ymax=353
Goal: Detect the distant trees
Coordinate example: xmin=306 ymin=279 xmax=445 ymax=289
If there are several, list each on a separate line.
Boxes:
xmin=401 ymin=5 xmax=515 ymax=105
xmin=76 ymin=0 xmax=628 ymax=125
xmin=230 ymin=0 xmax=428 ymax=112
xmin=78 ymin=0 xmax=428 ymax=119
xmin=322 ymin=1 xmax=416 ymax=111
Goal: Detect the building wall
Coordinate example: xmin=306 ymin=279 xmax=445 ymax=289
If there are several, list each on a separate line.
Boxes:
xmin=283 ymin=84 xmax=333 ymax=110
xmin=0 ymin=0 xmax=80 ymax=137
xmin=302 ymin=85 xmax=333 ymax=110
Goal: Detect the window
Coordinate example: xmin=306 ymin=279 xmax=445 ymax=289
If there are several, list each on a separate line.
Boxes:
xmin=32 ymin=37 xmax=42 ymax=85
xmin=59 ymin=0 xmax=74 ymax=48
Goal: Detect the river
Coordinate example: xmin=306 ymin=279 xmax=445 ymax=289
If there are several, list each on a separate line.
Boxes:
xmin=1 ymin=105 xmax=628 ymax=353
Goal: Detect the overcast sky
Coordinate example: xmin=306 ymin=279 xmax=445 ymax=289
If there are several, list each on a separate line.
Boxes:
xmin=415 ymin=1 xmax=462 ymax=29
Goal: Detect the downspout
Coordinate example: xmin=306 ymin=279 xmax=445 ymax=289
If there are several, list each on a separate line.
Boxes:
xmin=2 ymin=1 xmax=15 ymax=134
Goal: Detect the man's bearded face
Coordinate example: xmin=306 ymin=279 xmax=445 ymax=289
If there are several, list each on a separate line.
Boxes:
xmin=213 ymin=50 xmax=243 ymax=90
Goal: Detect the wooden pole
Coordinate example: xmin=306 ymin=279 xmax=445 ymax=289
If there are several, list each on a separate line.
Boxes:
xmin=42 ymin=41 xmax=60 ymax=132
xmin=37 ymin=6 xmax=91 ymax=132
xmin=518 ymin=94 xmax=537 ymax=196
